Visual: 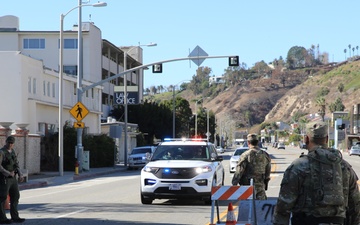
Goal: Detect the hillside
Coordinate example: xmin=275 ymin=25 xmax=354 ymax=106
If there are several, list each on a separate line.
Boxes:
xmin=148 ymin=59 xmax=360 ymax=133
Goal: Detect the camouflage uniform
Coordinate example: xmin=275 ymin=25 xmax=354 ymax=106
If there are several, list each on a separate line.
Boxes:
xmin=232 ymin=134 xmax=271 ymax=200
xmin=272 ymin=122 xmax=360 ymax=225
xmin=0 ymin=136 xmax=24 ymax=223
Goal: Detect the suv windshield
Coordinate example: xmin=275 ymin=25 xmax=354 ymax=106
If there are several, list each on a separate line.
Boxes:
xmin=151 ymin=145 xmax=211 ymax=161
xmin=131 ymin=148 xmax=153 ymax=154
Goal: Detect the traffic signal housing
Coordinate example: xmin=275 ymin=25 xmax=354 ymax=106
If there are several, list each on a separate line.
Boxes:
xmin=152 ymin=64 xmax=162 ymax=73
xmin=229 ymin=56 xmax=239 ymax=66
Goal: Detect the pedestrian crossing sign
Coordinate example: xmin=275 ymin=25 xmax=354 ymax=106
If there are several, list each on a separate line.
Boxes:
xmin=70 ymin=102 xmax=89 ymax=122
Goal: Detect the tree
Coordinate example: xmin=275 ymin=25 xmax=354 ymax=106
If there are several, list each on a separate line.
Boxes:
xmin=348 ymin=44 xmax=351 ymax=57
xmin=338 ymin=83 xmax=344 ymax=93
xmin=329 ymin=97 xmax=345 ymax=113
xmin=316 ymin=97 xmax=326 ymax=121
xmin=188 ymin=66 xmax=212 ymax=95
xmin=344 ymin=49 xmax=347 ymax=60
xmin=286 ymin=46 xmax=308 ymax=69
xmin=162 ymin=97 xmax=193 ymax=138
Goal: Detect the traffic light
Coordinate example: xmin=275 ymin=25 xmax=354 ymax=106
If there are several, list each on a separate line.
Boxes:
xmin=152 ymin=64 xmax=162 ymax=73
xmin=228 ymin=56 xmax=239 ymax=66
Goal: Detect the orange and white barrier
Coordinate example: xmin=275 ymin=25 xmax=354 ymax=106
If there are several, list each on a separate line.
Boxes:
xmin=209 ymin=181 xmax=255 ymax=225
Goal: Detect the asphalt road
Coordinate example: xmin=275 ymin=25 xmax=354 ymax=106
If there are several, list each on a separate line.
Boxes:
xmin=16 ymin=145 xmax=360 ymax=225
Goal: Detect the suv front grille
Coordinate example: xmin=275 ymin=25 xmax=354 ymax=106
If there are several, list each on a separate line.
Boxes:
xmin=154 ymin=168 xmax=197 ymax=179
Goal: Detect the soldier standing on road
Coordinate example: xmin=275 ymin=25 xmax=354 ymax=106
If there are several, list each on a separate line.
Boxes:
xmin=0 ymin=136 xmax=25 ymax=224
xmin=272 ymin=121 xmax=360 ymax=225
xmin=232 ymin=133 xmax=271 ymax=200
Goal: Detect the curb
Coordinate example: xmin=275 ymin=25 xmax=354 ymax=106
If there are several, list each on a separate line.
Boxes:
xmin=19 ymin=167 xmax=125 ymax=190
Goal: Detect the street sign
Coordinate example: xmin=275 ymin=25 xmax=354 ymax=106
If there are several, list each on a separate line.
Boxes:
xmin=73 ymin=122 xmax=85 ymax=128
xmin=70 ymin=102 xmax=89 ymax=122
xmin=188 ymin=45 xmax=208 ymax=66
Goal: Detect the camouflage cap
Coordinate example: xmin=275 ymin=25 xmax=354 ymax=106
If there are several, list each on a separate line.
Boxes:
xmin=306 ymin=121 xmax=328 ymax=138
xmin=6 ymin=136 xmax=15 ymax=143
xmin=247 ymin=133 xmax=258 ymax=141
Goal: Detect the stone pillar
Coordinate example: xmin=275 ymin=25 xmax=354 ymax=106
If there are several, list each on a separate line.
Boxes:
xmin=15 ymin=124 xmax=29 ymax=169
xmin=0 ymin=122 xmax=14 ymax=143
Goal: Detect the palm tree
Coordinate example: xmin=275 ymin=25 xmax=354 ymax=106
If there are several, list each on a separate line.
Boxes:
xmin=316 ymin=97 xmax=326 ymax=121
xmin=357 ymin=46 xmax=359 ymax=56
xmin=344 ymin=49 xmax=347 ymax=60
xmin=352 ymin=47 xmax=355 ymax=57
xmin=348 ymin=44 xmax=352 ymax=57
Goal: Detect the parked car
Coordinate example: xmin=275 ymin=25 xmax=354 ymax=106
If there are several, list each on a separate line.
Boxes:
xmin=229 ymin=147 xmax=249 ymax=173
xmin=349 ymin=145 xmax=360 ymax=156
xmin=216 ymin=146 xmax=224 ymax=154
xmin=277 ymin=142 xmax=285 ymax=150
xmin=140 ymin=138 xmax=224 ymax=205
xmin=128 ymin=146 xmax=156 ymax=170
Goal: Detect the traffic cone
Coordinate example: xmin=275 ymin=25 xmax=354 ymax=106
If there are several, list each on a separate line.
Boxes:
xmin=225 ymin=202 xmax=237 ymax=225
xmin=3 ymin=195 xmax=10 ymax=210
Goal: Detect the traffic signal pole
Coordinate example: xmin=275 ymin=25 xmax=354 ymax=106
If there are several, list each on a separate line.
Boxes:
xmin=82 ymin=55 xmax=238 ymax=92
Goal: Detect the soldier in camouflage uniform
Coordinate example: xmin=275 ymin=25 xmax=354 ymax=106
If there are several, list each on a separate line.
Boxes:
xmin=232 ymin=133 xmax=271 ymax=200
xmin=272 ymin=121 xmax=360 ymax=225
xmin=0 ymin=136 xmax=25 ymax=224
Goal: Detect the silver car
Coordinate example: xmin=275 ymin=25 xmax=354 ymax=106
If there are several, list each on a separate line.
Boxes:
xmin=128 ymin=146 xmax=156 ymax=169
xmin=349 ymin=145 xmax=360 ymax=156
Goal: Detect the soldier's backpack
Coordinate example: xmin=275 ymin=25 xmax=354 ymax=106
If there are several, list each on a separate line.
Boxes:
xmin=305 ymin=148 xmax=344 ymax=207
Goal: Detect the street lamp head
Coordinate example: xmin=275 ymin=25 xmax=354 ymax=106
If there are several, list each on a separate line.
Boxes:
xmin=147 ymin=42 xmax=157 ymax=47
xmin=93 ymin=2 xmax=107 ymax=7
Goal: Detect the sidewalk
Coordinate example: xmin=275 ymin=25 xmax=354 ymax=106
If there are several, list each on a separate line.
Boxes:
xmin=19 ymin=165 xmax=128 ymax=190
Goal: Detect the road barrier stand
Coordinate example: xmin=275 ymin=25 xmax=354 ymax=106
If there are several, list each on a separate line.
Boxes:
xmin=209 ymin=179 xmax=256 ymax=225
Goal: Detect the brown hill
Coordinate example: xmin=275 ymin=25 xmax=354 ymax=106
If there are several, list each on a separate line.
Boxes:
xmin=151 ymin=59 xmax=360 ymax=134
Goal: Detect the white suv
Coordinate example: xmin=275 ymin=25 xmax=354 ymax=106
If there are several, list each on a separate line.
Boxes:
xmin=140 ymin=138 xmax=225 ymax=204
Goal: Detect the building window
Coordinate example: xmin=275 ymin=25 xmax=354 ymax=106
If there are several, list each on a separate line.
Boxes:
xmin=23 ymin=38 xmax=45 ymax=49
xmin=33 ymin=78 xmax=36 ymax=94
xmin=43 ymin=81 xmax=46 ymax=96
xmin=52 ymin=83 xmax=55 ymax=98
xmin=60 ymin=39 xmax=78 ymax=49
xmin=28 ymin=77 xmax=31 ymax=93
xmin=64 ymin=65 xmax=77 ymax=75
xmin=47 ymin=82 xmax=50 ymax=97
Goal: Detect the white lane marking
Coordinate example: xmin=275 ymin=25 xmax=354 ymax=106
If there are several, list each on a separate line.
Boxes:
xmin=54 ymin=208 xmax=88 ymax=218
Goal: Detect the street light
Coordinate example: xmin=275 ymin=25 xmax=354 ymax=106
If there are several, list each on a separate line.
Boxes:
xmin=59 ymin=1 xmax=106 ymax=176
xmin=172 ymin=80 xmax=190 ymax=138
xmin=123 ymin=43 xmax=157 ymax=167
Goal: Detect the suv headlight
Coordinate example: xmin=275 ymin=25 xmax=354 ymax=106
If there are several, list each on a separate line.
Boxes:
xmin=143 ymin=166 xmax=159 ymax=173
xmin=195 ymin=166 xmax=212 ymax=174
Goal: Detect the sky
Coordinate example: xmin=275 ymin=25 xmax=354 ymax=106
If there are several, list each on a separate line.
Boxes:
xmin=2 ymin=1 xmax=360 ymax=89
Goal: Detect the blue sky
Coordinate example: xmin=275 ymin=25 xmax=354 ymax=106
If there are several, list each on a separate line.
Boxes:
xmin=3 ymin=1 xmax=360 ymax=89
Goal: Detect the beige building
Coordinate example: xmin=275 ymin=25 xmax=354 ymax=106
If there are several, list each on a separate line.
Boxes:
xmin=0 ymin=15 xmax=145 ymax=170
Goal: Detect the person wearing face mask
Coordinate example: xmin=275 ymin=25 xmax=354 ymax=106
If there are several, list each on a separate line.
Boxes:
xmin=0 ymin=136 xmax=25 ymax=224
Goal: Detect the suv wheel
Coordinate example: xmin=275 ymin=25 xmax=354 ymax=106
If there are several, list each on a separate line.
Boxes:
xmin=141 ymin=193 xmax=153 ymax=204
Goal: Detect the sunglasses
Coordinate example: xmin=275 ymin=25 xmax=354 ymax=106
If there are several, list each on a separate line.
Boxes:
xmin=7 ymin=142 xmax=14 ymax=144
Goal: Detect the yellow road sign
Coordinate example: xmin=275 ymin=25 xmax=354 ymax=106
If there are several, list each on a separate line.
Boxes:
xmin=70 ymin=102 xmax=89 ymax=121
xmin=73 ymin=122 xmax=85 ymax=128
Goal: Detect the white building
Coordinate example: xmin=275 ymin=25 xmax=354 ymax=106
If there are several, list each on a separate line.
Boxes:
xmin=0 ymin=15 xmax=144 ymax=138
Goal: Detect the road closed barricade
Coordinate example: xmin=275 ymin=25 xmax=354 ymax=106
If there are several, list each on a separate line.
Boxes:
xmin=209 ymin=180 xmax=255 ymax=225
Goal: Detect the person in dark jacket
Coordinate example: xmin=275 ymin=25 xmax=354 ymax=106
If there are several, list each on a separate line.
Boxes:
xmin=0 ymin=136 xmax=25 ymax=224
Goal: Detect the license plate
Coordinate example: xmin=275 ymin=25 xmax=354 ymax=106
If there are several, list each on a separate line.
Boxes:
xmin=169 ymin=184 xmax=181 ymax=190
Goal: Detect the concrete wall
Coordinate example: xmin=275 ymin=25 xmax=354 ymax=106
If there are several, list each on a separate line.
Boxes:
xmin=0 ymin=124 xmax=41 ymax=175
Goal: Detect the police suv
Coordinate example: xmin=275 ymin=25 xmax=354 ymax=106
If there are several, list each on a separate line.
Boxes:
xmin=140 ymin=138 xmax=225 ymax=204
